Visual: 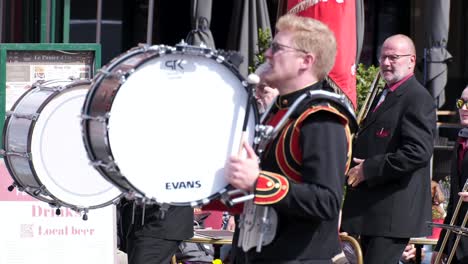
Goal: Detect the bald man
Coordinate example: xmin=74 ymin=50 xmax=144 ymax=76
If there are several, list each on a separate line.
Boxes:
xmin=341 ymin=34 xmax=437 ymax=263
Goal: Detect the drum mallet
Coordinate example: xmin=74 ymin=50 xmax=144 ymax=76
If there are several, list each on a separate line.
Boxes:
xmin=238 ymin=73 xmax=260 ymax=156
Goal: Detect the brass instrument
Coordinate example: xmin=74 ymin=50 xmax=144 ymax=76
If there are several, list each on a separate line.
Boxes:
xmin=432 ymin=178 xmax=468 ymax=264
xmin=356 ymin=71 xmax=382 ymax=125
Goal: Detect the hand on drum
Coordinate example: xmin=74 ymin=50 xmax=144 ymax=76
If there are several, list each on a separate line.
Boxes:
xmin=346 ymin=158 xmax=365 ymax=187
xmin=225 ymin=141 xmax=260 ymax=192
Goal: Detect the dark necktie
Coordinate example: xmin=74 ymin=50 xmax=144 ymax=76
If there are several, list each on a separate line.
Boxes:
xmin=372 ymin=88 xmax=389 ymax=112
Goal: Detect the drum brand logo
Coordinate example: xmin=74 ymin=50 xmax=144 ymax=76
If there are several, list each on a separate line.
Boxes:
xmin=165 ymin=60 xmax=184 ymax=70
xmin=165 ymin=180 xmax=201 ymax=190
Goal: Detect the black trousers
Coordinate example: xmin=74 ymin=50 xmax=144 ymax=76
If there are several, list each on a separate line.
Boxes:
xmin=127 ymin=235 xmax=179 ymax=264
xmin=360 ymin=235 xmax=409 ymax=264
xmin=118 ymin=201 xmax=191 ymax=264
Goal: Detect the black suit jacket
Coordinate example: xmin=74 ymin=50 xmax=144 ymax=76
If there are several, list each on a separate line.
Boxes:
xmin=341 ymin=76 xmax=436 ymax=238
xmin=434 ymin=140 xmax=468 ymax=262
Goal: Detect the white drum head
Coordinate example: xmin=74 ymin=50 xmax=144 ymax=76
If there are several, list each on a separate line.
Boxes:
xmin=108 ymin=53 xmax=256 ymax=204
xmin=30 ymin=85 xmax=121 ymax=208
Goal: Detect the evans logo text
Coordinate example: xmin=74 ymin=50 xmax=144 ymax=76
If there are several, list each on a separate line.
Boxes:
xmin=165 ymin=181 xmax=201 ymax=190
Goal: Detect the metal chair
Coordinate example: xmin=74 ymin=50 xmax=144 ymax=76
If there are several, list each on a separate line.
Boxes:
xmin=339 ymin=234 xmax=364 ymax=264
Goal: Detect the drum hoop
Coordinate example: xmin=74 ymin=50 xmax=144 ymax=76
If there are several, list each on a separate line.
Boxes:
xmin=82 ymin=45 xmax=260 ymax=206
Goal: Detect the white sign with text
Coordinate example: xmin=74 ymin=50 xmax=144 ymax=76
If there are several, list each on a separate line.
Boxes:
xmin=0 ymin=161 xmax=117 ymax=264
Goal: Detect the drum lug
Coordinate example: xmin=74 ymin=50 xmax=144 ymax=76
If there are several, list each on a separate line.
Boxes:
xmin=90 ymin=160 xmax=119 ymax=172
xmin=99 ymin=69 xmax=133 ymax=84
xmin=0 ymin=149 xmax=31 ymax=159
xmin=7 ymin=184 xmax=15 ymax=192
xmin=26 ymin=185 xmax=46 ymax=197
xmin=38 ymin=85 xmax=66 ymax=92
xmin=6 ymin=111 xmax=39 ymax=120
xmin=32 ymin=188 xmax=42 ymax=196
xmin=81 ymin=113 xmax=109 ymax=123
xmin=7 ymin=182 xmax=18 ymax=192
xmin=77 ymin=208 xmax=89 ymax=221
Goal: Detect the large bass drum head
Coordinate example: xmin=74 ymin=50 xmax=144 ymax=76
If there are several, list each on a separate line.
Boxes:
xmin=30 ymin=83 xmax=121 ymax=208
xmin=107 ymin=52 xmax=256 ymax=205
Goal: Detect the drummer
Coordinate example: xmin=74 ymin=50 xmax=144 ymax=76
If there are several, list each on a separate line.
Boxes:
xmin=433 ymin=84 xmax=468 ymax=263
xmin=224 ymin=14 xmax=355 ymax=263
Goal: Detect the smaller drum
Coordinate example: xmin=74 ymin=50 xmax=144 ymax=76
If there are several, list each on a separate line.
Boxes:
xmin=2 ymin=79 xmax=122 ymax=218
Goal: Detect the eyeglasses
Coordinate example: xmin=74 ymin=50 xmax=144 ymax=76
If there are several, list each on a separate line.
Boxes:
xmin=378 ymin=54 xmax=412 ymax=63
xmin=269 ymin=41 xmax=308 ymax=54
xmin=456 ymin=98 xmax=468 ymax=109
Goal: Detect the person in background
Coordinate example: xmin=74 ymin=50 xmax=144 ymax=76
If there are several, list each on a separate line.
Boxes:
xmin=399 ymin=244 xmax=428 ymax=264
xmin=118 ymin=199 xmax=194 ymax=264
xmin=225 ymin=14 xmax=355 ymax=263
xmin=341 ymin=34 xmax=437 ymax=264
xmin=253 ymin=62 xmax=280 ymax=114
xmin=432 ymin=84 xmax=468 ymax=264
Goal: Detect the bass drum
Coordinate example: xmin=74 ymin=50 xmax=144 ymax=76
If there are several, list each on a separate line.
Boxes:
xmin=82 ymin=44 xmax=258 ymax=206
xmin=2 ymin=79 xmax=122 ymax=218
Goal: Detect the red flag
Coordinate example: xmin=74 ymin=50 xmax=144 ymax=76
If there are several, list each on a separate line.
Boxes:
xmin=287 ymin=0 xmax=357 ymax=108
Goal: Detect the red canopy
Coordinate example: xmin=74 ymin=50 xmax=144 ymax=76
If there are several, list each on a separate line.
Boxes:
xmin=287 ymin=1 xmax=357 ymax=108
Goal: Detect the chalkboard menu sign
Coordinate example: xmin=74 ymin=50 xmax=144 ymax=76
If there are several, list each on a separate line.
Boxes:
xmin=0 ymin=43 xmax=101 ymax=136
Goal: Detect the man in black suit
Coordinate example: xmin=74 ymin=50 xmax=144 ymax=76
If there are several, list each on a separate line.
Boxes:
xmin=432 ymin=85 xmax=468 ymax=264
xmin=341 ymin=34 xmax=437 ymax=264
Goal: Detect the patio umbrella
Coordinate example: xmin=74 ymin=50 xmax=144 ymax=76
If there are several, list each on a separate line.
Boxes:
xmin=424 ymin=0 xmax=452 ymax=108
xmin=188 ymin=0 xmax=215 ymax=49
xmin=226 ymin=0 xmax=272 ymax=77
xmin=356 ymin=0 xmax=365 ymax=62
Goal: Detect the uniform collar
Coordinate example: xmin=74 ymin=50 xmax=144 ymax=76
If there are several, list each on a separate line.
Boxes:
xmin=275 ymin=81 xmax=324 ymax=109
